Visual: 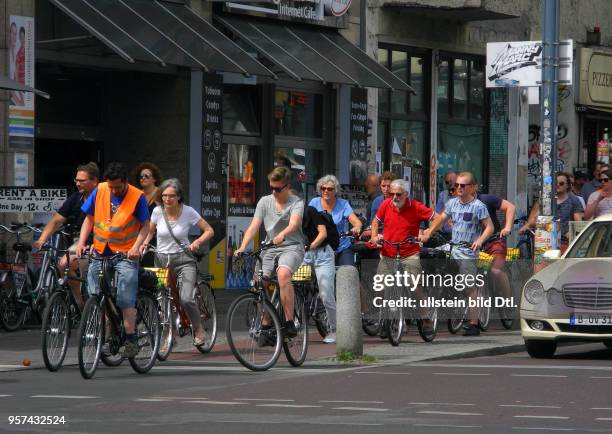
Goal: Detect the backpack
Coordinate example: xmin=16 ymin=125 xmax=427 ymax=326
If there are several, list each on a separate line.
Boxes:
xmin=319 ymin=210 xmax=340 ymax=251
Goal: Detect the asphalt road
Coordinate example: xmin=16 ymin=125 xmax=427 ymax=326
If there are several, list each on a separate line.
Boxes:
xmin=0 ymin=343 xmax=611 ymax=433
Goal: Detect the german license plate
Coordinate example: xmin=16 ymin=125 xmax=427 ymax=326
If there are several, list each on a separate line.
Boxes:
xmin=569 ymin=313 xmax=612 ymax=325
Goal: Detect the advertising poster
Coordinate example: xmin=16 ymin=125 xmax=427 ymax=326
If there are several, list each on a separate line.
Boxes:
xmin=201 ymin=73 xmax=226 ymax=289
xmin=349 ymin=87 xmax=368 ymax=185
xmin=228 ymin=144 xmax=257 ymax=217
xmin=8 ymin=15 xmax=35 ymax=150
xmin=0 ymin=187 xmax=67 ymax=213
xmin=225 ymin=217 xmax=259 ymax=290
xmin=339 ymin=184 xmax=368 ymax=218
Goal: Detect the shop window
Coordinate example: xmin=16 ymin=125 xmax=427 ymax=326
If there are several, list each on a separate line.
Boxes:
xmin=470 ymin=60 xmax=485 ymax=120
xmin=378 ymin=49 xmax=389 ymax=113
xmin=274 ymin=91 xmax=323 ymax=138
xmin=274 ymin=146 xmax=323 ymax=202
xmin=390 ymin=120 xmax=425 ymax=166
xmin=391 ymin=51 xmax=408 ymax=113
xmin=453 ymin=59 xmax=468 ymax=119
xmin=409 ymin=57 xmax=425 ymax=112
xmin=223 ymin=85 xmax=260 ymax=135
xmin=438 ymin=124 xmax=484 ymax=187
xmin=437 ymin=60 xmax=449 ymax=118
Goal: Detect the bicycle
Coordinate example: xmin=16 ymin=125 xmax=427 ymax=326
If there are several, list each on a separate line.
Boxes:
xmin=292 ymin=263 xmax=329 ymax=338
xmin=77 ymin=252 xmax=160 ymax=379
xmin=376 ymin=236 xmax=438 ymax=345
xmin=226 ymin=241 xmax=307 ymax=371
xmin=0 ymin=223 xmax=40 ymax=331
xmin=40 ymin=226 xmax=88 ymax=372
xmin=144 ymin=247 xmax=217 ymax=361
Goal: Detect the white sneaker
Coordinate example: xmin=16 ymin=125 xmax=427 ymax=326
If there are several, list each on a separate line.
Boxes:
xmin=323 ymin=332 xmax=336 ymax=344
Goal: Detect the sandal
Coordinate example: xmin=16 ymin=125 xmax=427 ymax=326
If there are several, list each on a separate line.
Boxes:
xmin=193 ymin=335 xmax=206 ymax=347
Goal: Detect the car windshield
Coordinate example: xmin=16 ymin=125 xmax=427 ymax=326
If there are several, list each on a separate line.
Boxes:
xmin=566 ymin=222 xmax=612 ymax=258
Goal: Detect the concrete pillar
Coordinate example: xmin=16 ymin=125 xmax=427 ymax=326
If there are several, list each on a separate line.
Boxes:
xmin=335 ymin=265 xmax=363 ymax=356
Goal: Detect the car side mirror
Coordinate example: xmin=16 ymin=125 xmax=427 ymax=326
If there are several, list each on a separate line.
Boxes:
xmin=543 ymin=249 xmax=562 ymax=259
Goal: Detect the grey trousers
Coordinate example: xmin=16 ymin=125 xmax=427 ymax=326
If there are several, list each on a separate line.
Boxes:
xmin=155 ymin=252 xmax=201 ymax=331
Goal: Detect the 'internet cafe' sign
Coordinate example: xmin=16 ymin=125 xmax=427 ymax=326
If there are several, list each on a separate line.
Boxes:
xmin=486 ymin=40 xmax=572 ymax=87
xmin=577 ymin=48 xmax=612 ymax=110
xmin=0 ymin=187 xmax=67 ymax=213
xmin=224 ymin=0 xmax=352 ymax=27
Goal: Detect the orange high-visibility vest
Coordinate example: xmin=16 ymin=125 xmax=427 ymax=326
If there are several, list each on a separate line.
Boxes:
xmin=92 ymin=182 xmax=143 ymax=254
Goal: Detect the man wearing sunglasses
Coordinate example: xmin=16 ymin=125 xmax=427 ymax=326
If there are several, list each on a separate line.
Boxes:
xmin=434 ymin=171 xmax=457 ymax=241
xmin=422 ymin=171 xmax=494 ymax=336
xmin=235 ymin=166 xmax=304 ymax=339
xmin=581 ymin=161 xmax=608 ymax=204
xmin=33 ymin=162 xmax=99 ymax=309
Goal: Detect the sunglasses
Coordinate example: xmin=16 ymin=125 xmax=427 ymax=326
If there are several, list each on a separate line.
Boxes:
xmin=390 ymin=192 xmax=405 ymax=197
xmin=140 ymin=173 xmax=152 ymax=180
xmin=600 ymin=178 xmax=610 ymax=183
xmin=455 ymin=183 xmax=473 ymax=188
xmin=74 ymin=178 xmax=89 ymax=184
xmin=270 ymin=184 xmax=288 ymax=193
xmin=557 ymin=181 xmax=566 ymax=186
xmin=320 ymin=186 xmax=335 ymax=192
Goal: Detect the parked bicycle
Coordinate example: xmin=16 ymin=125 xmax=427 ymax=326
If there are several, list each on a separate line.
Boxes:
xmin=77 ymin=252 xmax=160 ymax=379
xmin=226 ymin=241 xmax=308 ymax=371
xmin=144 ymin=247 xmax=217 ymax=361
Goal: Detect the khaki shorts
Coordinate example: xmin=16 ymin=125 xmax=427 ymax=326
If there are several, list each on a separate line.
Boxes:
xmin=68 ymin=241 xmax=89 ymax=279
xmin=259 ymin=247 xmax=305 ymax=278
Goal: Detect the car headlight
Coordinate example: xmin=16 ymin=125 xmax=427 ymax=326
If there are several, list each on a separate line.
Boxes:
xmin=524 ymin=279 xmax=544 ymax=304
xmin=546 ymin=287 xmax=563 ymax=305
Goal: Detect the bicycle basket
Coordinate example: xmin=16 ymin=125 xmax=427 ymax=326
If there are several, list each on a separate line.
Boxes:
xmin=292 ymin=264 xmax=313 ymax=282
xmin=477 ymin=252 xmax=494 ymax=272
xmin=143 ymin=267 xmax=170 ymax=289
xmin=506 ymin=247 xmax=520 ymax=262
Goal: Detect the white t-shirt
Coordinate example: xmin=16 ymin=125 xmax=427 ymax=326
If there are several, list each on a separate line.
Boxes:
xmin=151 ymin=205 xmax=201 ymax=254
xmin=587 ymin=190 xmax=612 ymax=219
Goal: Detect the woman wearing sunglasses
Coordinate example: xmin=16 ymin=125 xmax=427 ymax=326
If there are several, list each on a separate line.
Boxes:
xmin=584 ymin=168 xmax=612 ymax=220
xmin=132 ymin=162 xmax=163 ymax=215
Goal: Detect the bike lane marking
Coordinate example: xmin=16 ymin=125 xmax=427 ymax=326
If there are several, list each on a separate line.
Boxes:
xmin=30 ymin=395 xmax=99 ymax=399
xmin=332 ymin=407 xmax=389 ymax=412
xmin=417 ymin=410 xmax=483 ymax=416
xmin=256 ymin=404 xmax=323 ymax=408
xmin=513 ymin=415 xmax=570 ymax=419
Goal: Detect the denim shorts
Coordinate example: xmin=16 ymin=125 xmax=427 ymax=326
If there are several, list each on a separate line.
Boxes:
xmin=87 ymin=256 xmax=139 ymax=309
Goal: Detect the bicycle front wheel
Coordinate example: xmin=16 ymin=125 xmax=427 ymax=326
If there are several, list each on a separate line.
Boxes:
xmin=41 ymin=291 xmax=70 ymax=372
xmin=129 ymin=292 xmax=160 ymax=374
xmin=78 ymin=296 xmax=104 ymax=379
xmin=226 ymin=293 xmax=282 ymax=372
xmin=478 ymin=285 xmax=491 ymax=331
xmin=282 ymin=291 xmax=308 ymax=367
xmin=195 ymin=282 xmax=217 ymax=354
xmin=386 ymin=307 xmax=404 ymax=347
xmin=156 ymin=288 xmax=174 ymax=361
xmin=417 ymin=303 xmax=438 ymax=343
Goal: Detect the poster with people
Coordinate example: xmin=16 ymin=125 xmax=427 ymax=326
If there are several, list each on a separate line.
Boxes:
xmin=7 ymin=15 xmax=35 ymax=150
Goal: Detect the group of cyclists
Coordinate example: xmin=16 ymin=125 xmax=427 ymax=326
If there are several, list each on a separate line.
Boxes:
xmin=4 ymin=157 xmax=568 ymax=371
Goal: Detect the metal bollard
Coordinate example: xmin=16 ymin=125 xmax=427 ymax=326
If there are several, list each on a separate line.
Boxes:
xmin=335 ymin=265 xmax=363 ymax=357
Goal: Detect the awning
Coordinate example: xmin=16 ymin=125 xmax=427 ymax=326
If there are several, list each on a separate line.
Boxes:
xmin=0 ymin=76 xmax=50 ymax=99
xmin=216 ymin=15 xmax=414 ymax=92
xmin=48 ymin=0 xmax=275 ymax=77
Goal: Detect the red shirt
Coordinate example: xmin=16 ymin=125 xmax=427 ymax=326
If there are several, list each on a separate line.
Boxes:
xmin=375 ymin=198 xmax=433 ymax=258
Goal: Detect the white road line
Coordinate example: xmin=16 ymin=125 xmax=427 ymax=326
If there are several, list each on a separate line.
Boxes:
xmin=30 ymin=395 xmax=99 ymax=399
xmin=511 ymin=374 xmax=568 ymax=378
xmin=355 ymin=371 xmax=411 ymax=375
xmin=320 ymin=400 xmax=384 ymax=404
xmin=152 ymin=366 xmax=342 ymax=373
xmin=513 ymin=415 xmax=570 ymax=420
xmin=500 ymin=404 xmax=562 ymax=409
xmin=590 ymin=376 xmax=612 ymax=379
xmin=417 ymin=411 xmax=483 ymax=416
xmin=592 ymin=408 xmax=612 ymax=410
xmin=433 ymin=372 xmax=491 ymax=376
xmin=135 ymin=399 xmax=171 ymax=402
xmin=0 ymin=395 xmax=13 ymax=398
xmin=414 ymin=424 xmax=482 ymax=429
xmin=409 ymin=402 xmax=476 ymax=406
xmin=235 ymin=398 xmax=295 ymax=402
xmin=512 ymin=427 xmax=575 ymax=431
xmin=256 ymin=404 xmax=322 ymax=408
xmin=182 ymin=400 xmax=247 ymax=405
xmin=333 ymin=407 xmax=389 ymax=412
xmin=596 ymin=418 xmax=612 ymax=421
xmin=412 ymin=362 xmax=612 ymax=371
xmin=150 ymin=396 xmax=208 ymax=400
xmin=312 ymin=422 xmax=384 ymax=426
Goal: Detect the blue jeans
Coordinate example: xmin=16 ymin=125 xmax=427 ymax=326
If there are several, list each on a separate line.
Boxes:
xmin=304 ymin=245 xmax=336 ymax=332
xmin=87 ymin=256 xmax=139 ymax=309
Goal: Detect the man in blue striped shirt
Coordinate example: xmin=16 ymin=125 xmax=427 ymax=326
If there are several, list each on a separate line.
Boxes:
xmin=422 ymin=171 xmax=494 ymax=336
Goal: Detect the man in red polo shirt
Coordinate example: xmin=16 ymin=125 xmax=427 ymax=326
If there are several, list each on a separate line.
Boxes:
xmin=370 ymin=179 xmax=436 ymax=332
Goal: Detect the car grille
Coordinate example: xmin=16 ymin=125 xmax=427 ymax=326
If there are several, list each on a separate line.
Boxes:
xmin=563 ymin=284 xmax=612 ymax=310
xmin=557 ymin=324 xmax=612 ymax=334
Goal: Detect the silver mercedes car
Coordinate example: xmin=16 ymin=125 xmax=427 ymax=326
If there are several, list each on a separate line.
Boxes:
xmin=520 ymin=215 xmax=612 ymax=358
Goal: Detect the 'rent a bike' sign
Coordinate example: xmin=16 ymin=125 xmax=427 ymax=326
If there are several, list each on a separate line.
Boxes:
xmin=0 ymin=187 xmax=67 ymax=213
